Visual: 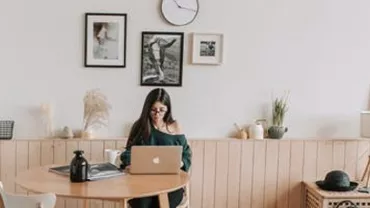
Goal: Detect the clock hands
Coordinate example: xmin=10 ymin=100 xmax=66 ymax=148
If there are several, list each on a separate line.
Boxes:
xmin=172 ymin=0 xmax=197 ymax=12
xmin=180 ymin=6 xmax=197 ymax=12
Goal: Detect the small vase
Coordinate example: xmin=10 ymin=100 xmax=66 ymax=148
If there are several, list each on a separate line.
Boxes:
xmin=238 ymin=129 xmax=248 ymax=139
xmin=268 ymin=126 xmax=288 ymax=139
xmin=81 ymin=129 xmax=93 ymax=139
xmin=61 ymin=126 xmax=74 ymax=139
xmin=249 ymin=121 xmax=264 ymax=140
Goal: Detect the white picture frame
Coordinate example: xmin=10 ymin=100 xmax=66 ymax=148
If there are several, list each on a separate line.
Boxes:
xmin=192 ymin=33 xmax=224 ymax=65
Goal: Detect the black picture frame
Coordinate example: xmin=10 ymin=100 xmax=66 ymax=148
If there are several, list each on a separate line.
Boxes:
xmin=84 ymin=13 xmax=127 ymax=68
xmin=140 ymin=31 xmax=184 ymax=87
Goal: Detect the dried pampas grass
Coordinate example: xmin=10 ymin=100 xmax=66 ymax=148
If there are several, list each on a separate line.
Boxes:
xmin=83 ymin=89 xmax=112 ymax=131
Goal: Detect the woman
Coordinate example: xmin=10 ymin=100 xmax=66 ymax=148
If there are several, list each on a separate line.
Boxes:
xmin=120 ymin=88 xmax=192 ymax=208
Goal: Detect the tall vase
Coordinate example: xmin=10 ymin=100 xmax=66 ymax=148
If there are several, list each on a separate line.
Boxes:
xmin=41 ymin=103 xmax=54 ymax=138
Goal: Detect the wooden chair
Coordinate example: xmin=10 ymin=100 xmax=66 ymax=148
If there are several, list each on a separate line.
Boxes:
xmin=0 ymin=182 xmax=56 ymax=208
xmin=177 ymin=183 xmax=190 ymax=208
xmin=126 ymin=183 xmax=190 ymax=208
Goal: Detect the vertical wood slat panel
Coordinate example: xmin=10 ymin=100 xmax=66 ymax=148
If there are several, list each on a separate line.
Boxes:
xmin=227 ymin=141 xmax=241 ymax=208
xmin=264 ymin=140 xmax=279 ymax=208
xmin=28 ymin=141 xmax=41 ymax=169
xmin=28 ymin=141 xmax=41 ymax=196
xmin=214 ymin=141 xmax=228 ymax=208
xmin=41 ymin=140 xmax=54 ymax=166
xmin=103 ymin=141 xmax=117 ymax=208
xmin=316 ymin=141 xmax=333 ymax=179
xmin=53 ymin=140 xmax=66 ymax=208
xmin=251 ymin=141 xmax=266 ymax=208
xmin=344 ymin=141 xmax=358 ymax=180
xmin=189 ymin=140 xmax=204 ymax=208
xmin=114 ymin=140 xmax=126 ymax=208
xmin=276 ymin=140 xmax=291 ymax=208
xmin=0 ymin=141 xmax=2 ymax=208
xmin=90 ymin=141 xmax=104 ymax=208
xmin=116 ymin=140 xmax=127 ymax=152
xmin=1 ymin=141 xmax=16 ymax=193
xmin=77 ymin=140 xmax=92 ymax=208
xmin=202 ymin=141 xmax=216 ymax=208
xmin=302 ymin=140 xmax=318 ymax=208
xmin=288 ymin=141 xmax=304 ymax=208
xmin=302 ymin=141 xmax=318 ymax=182
xmin=66 ymin=141 xmax=79 ymax=208
xmin=357 ymin=140 xmax=370 ymax=181
xmin=333 ymin=141 xmax=346 ymax=170
xmin=239 ymin=141 xmax=254 ymax=208
xmin=2 ymin=139 xmax=370 ymax=208
xmin=15 ymin=141 xmax=28 ymax=194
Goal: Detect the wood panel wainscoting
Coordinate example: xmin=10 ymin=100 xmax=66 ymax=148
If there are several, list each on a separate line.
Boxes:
xmin=0 ymin=138 xmax=369 ymax=208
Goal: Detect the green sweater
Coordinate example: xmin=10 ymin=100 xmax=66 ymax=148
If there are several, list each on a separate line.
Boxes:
xmin=120 ymin=127 xmax=192 ymax=172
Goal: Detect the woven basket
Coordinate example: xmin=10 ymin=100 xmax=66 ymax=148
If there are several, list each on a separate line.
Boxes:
xmin=0 ymin=120 xmax=14 ymax=140
xmin=304 ymin=181 xmax=370 ymax=208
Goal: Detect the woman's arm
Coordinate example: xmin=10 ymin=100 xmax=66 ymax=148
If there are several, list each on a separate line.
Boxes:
xmin=180 ymin=138 xmax=192 ymax=172
xmin=172 ymin=121 xmax=192 ymax=172
xmin=120 ymin=142 xmax=132 ymax=170
xmin=120 ymin=122 xmax=140 ymax=169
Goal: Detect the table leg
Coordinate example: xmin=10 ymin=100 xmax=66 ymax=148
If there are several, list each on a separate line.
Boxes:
xmin=83 ymin=199 xmax=89 ymax=208
xmin=121 ymin=199 xmax=129 ymax=208
xmin=158 ymin=193 xmax=169 ymax=208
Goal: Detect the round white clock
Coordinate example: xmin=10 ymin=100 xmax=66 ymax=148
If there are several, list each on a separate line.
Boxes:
xmin=161 ymin=0 xmax=199 ymax=26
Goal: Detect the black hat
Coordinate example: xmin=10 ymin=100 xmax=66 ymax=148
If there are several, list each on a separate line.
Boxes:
xmin=315 ymin=170 xmax=358 ymax=191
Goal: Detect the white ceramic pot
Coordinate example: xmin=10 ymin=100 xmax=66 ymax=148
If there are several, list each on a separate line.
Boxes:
xmin=249 ymin=122 xmax=264 ymax=140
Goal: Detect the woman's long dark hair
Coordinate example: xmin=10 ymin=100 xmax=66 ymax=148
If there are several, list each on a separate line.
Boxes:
xmin=126 ymin=88 xmax=175 ymax=148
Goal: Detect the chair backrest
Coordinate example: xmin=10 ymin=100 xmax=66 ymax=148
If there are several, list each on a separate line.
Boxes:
xmin=177 ymin=183 xmax=190 ymax=208
xmin=0 ymin=182 xmax=56 ymax=208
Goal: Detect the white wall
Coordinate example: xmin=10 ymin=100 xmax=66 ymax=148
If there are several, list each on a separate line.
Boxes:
xmin=1 ymin=0 xmax=370 ymax=139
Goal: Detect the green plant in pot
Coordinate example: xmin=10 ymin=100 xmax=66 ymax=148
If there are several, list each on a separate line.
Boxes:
xmin=268 ymin=92 xmax=289 ymax=139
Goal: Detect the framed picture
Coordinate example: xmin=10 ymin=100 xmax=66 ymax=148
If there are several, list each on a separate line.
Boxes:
xmin=192 ymin=33 xmax=224 ymax=65
xmin=140 ymin=31 xmax=184 ymax=87
xmin=84 ymin=13 xmax=127 ymax=68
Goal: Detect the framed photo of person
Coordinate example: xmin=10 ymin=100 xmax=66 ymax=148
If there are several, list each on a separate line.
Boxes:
xmin=192 ymin=33 xmax=224 ymax=65
xmin=84 ymin=13 xmax=127 ymax=68
xmin=140 ymin=31 xmax=184 ymax=87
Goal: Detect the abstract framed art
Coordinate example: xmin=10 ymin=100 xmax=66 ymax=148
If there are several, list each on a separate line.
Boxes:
xmin=84 ymin=13 xmax=127 ymax=68
xmin=192 ymin=33 xmax=224 ymax=65
xmin=140 ymin=31 xmax=184 ymax=87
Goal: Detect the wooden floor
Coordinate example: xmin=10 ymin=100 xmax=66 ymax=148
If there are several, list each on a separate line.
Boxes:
xmin=0 ymin=138 xmax=368 ymax=208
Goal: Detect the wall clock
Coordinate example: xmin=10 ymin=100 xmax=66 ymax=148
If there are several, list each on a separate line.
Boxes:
xmin=161 ymin=0 xmax=199 ymax=26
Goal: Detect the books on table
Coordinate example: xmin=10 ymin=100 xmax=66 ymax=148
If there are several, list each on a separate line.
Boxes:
xmin=49 ymin=162 xmax=124 ymax=181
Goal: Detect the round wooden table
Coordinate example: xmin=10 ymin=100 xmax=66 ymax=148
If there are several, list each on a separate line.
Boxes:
xmin=15 ymin=166 xmax=189 ymax=208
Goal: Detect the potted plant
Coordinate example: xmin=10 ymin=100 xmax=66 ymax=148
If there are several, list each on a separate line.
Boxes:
xmin=82 ymin=89 xmax=111 ymax=139
xmin=268 ymin=91 xmax=289 ymax=139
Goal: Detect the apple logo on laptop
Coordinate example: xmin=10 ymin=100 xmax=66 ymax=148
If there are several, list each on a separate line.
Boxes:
xmin=153 ymin=157 xmax=160 ymax=164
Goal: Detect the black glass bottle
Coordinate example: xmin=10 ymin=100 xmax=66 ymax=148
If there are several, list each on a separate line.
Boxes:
xmin=70 ymin=150 xmax=89 ymax=182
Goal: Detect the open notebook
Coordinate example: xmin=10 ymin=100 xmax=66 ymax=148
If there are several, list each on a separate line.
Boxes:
xmin=49 ymin=162 xmax=124 ymax=181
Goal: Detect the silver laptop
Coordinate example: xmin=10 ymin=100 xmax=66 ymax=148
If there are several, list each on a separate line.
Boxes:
xmin=130 ymin=146 xmax=182 ymax=175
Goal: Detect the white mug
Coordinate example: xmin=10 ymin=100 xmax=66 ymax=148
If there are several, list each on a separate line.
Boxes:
xmin=105 ymin=149 xmax=121 ymax=166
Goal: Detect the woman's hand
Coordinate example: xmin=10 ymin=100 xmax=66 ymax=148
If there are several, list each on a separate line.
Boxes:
xmin=181 ymin=161 xmax=184 ymax=167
